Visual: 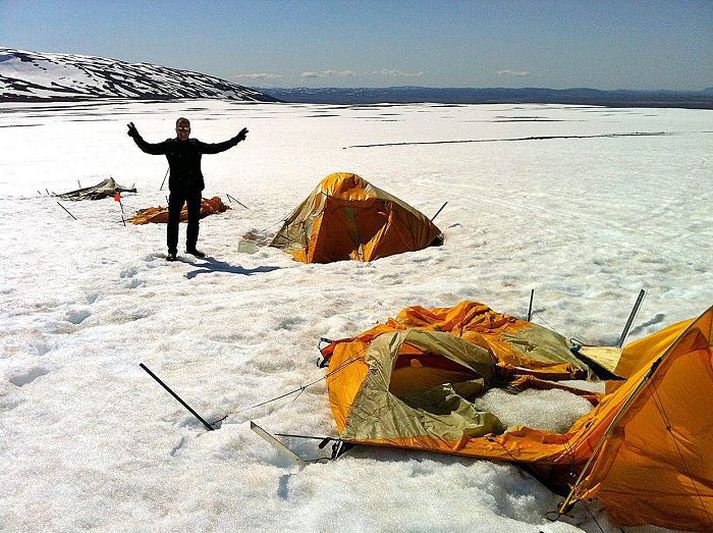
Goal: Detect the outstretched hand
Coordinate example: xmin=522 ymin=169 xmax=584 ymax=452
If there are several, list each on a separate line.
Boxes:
xmin=236 ymin=127 xmax=249 ymax=142
xmin=126 ymin=122 xmax=140 ymax=139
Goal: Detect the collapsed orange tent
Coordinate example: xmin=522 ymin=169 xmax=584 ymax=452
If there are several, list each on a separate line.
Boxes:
xmin=269 ymin=173 xmax=443 ymax=263
xmin=129 ymin=196 xmax=229 ymax=224
xmin=321 ymin=301 xmax=713 ymax=530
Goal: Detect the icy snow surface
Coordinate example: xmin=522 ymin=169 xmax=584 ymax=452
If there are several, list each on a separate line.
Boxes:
xmin=1 ymin=100 xmax=712 ymax=532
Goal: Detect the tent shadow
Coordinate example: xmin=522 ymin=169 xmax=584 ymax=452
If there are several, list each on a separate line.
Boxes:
xmin=185 ymin=257 xmax=280 ymax=279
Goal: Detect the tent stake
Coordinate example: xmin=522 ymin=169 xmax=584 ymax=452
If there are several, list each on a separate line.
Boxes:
xmin=527 ymin=289 xmax=534 ymax=322
xmin=78 ymin=180 xmax=81 ymax=188
xmin=46 ymin=188 xmax=51 ymax=196
xmin=139 ymin=363 xmax=218 ymax=431
xmin=56 ymin=201 xmax=77 ymax=220
xmin=431 ymin=201 xmax=448 ymax=222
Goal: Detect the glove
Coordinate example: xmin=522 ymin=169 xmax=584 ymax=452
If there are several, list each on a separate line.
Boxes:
xmin=127 ymin=122 xmax=140 ymax=139
xmin=236 ymin=127 xmax=249 ymax=142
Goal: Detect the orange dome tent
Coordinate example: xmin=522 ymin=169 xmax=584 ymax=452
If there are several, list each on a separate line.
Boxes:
xmin=270 ymin=173 xmax=443 ymax=263
xmin=321 ymin=301 xmax=713 ymax=530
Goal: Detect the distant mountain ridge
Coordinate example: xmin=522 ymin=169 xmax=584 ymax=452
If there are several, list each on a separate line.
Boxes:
xmin=262 ymin=86 xmax=713 ymax=109
xmin=0 ymin=47 xmax=279 ymax=102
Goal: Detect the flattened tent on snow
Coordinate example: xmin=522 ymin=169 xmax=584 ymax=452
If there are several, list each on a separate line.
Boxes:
xmin=270 ymin=173 xmax=443 ymax=263
xmin=57 ymin=177 xmax=136 ymax=201
xmin=129 ymin=196 xmax=230 ymax=224
xmin=321 ymin=301 xmax=713 ymax=530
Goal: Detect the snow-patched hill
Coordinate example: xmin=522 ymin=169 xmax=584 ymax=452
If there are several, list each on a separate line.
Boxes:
xmin=0 ymin=47 xmax=279 ymax=102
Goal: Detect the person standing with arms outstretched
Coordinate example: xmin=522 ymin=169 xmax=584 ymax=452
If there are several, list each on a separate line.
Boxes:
xmin=127 ymin=118 xmax=248 ymax=261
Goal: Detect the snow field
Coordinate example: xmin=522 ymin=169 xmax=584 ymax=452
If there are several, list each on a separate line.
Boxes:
xmin=1 ymin=100 xmax=712 ymax=532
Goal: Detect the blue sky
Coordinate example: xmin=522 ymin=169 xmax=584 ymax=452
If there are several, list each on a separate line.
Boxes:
xmin=2 ymin=0 xmax=712 ymax=90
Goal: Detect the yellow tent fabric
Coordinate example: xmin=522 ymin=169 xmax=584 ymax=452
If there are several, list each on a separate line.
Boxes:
xmin=569 ymin=306 xmax=713 ymax=530
xmin=269 ymin=172 xmax=443 ymax=263
xmin=322 ymin=302 xmax=713 ymax=530
xmin=129 ymin=196 xmax=230 ymax=224
xmin=335 ymin=301 xmax=592 ymax=380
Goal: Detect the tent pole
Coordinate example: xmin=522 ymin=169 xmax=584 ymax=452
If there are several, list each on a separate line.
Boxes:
xmin=139 ymin=363 xmax=217 ymax=431
xmin=616 ymin=289 xmax=646 ymax=347
xmin=227 ymin=193 xmax=249 ymax=209
xmin=160 ymin=168 xmax=169 ymax=191
xmin=527 ymin=289 xmax=534 ymax=322
xmin=56 ymin=202 xmax=77 ymax=220
xmin=430 ymin=201 xmax=448 ymax=222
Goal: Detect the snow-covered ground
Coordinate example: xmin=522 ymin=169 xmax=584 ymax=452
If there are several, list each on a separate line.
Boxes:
xmin=1 ymin=100 xmax=711 ymax=532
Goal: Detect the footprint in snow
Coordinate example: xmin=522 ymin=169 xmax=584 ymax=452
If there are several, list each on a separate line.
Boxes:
xmin=10 ymin=366 xmax=50 ymax=387
xmin=119 ymin=266 xmax=144 ymax=288
xmin=66 ymin=307 xmax=92 ymax=325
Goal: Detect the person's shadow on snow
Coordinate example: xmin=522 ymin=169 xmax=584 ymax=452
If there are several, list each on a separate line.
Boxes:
xmin=185 ymin=257 xmax=280 ymax=279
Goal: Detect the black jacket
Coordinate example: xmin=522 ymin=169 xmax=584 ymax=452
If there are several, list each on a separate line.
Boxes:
xmin=131 ymin=135 xmax=240 ymax=192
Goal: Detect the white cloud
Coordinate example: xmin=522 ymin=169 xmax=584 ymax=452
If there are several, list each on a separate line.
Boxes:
xmin=327 ymin=69 xmax=356 ymax=77
xmin=374 ymin=69 xmax=424 ymax=78
xmin=233 ymin=72 xmax=283 ymax=80
xmin=300 ymin=70 xmax=356 ymax=78
xmin=497 ymin=69 xmax=529 ymax=77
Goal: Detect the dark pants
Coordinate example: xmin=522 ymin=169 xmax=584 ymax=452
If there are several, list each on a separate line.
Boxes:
xmin=167 ymin=190 xmax=202 ymax=254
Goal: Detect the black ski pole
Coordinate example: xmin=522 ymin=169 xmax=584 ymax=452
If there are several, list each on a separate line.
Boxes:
xmin=56 ymin=201 xmax=77 ymax=220
xmin=139 ymin=363 xmax=217 ymax=431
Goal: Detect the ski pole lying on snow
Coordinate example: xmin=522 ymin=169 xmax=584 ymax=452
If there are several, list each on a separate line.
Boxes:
xmin=139 ymin=363 xmax=222 ymax=431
